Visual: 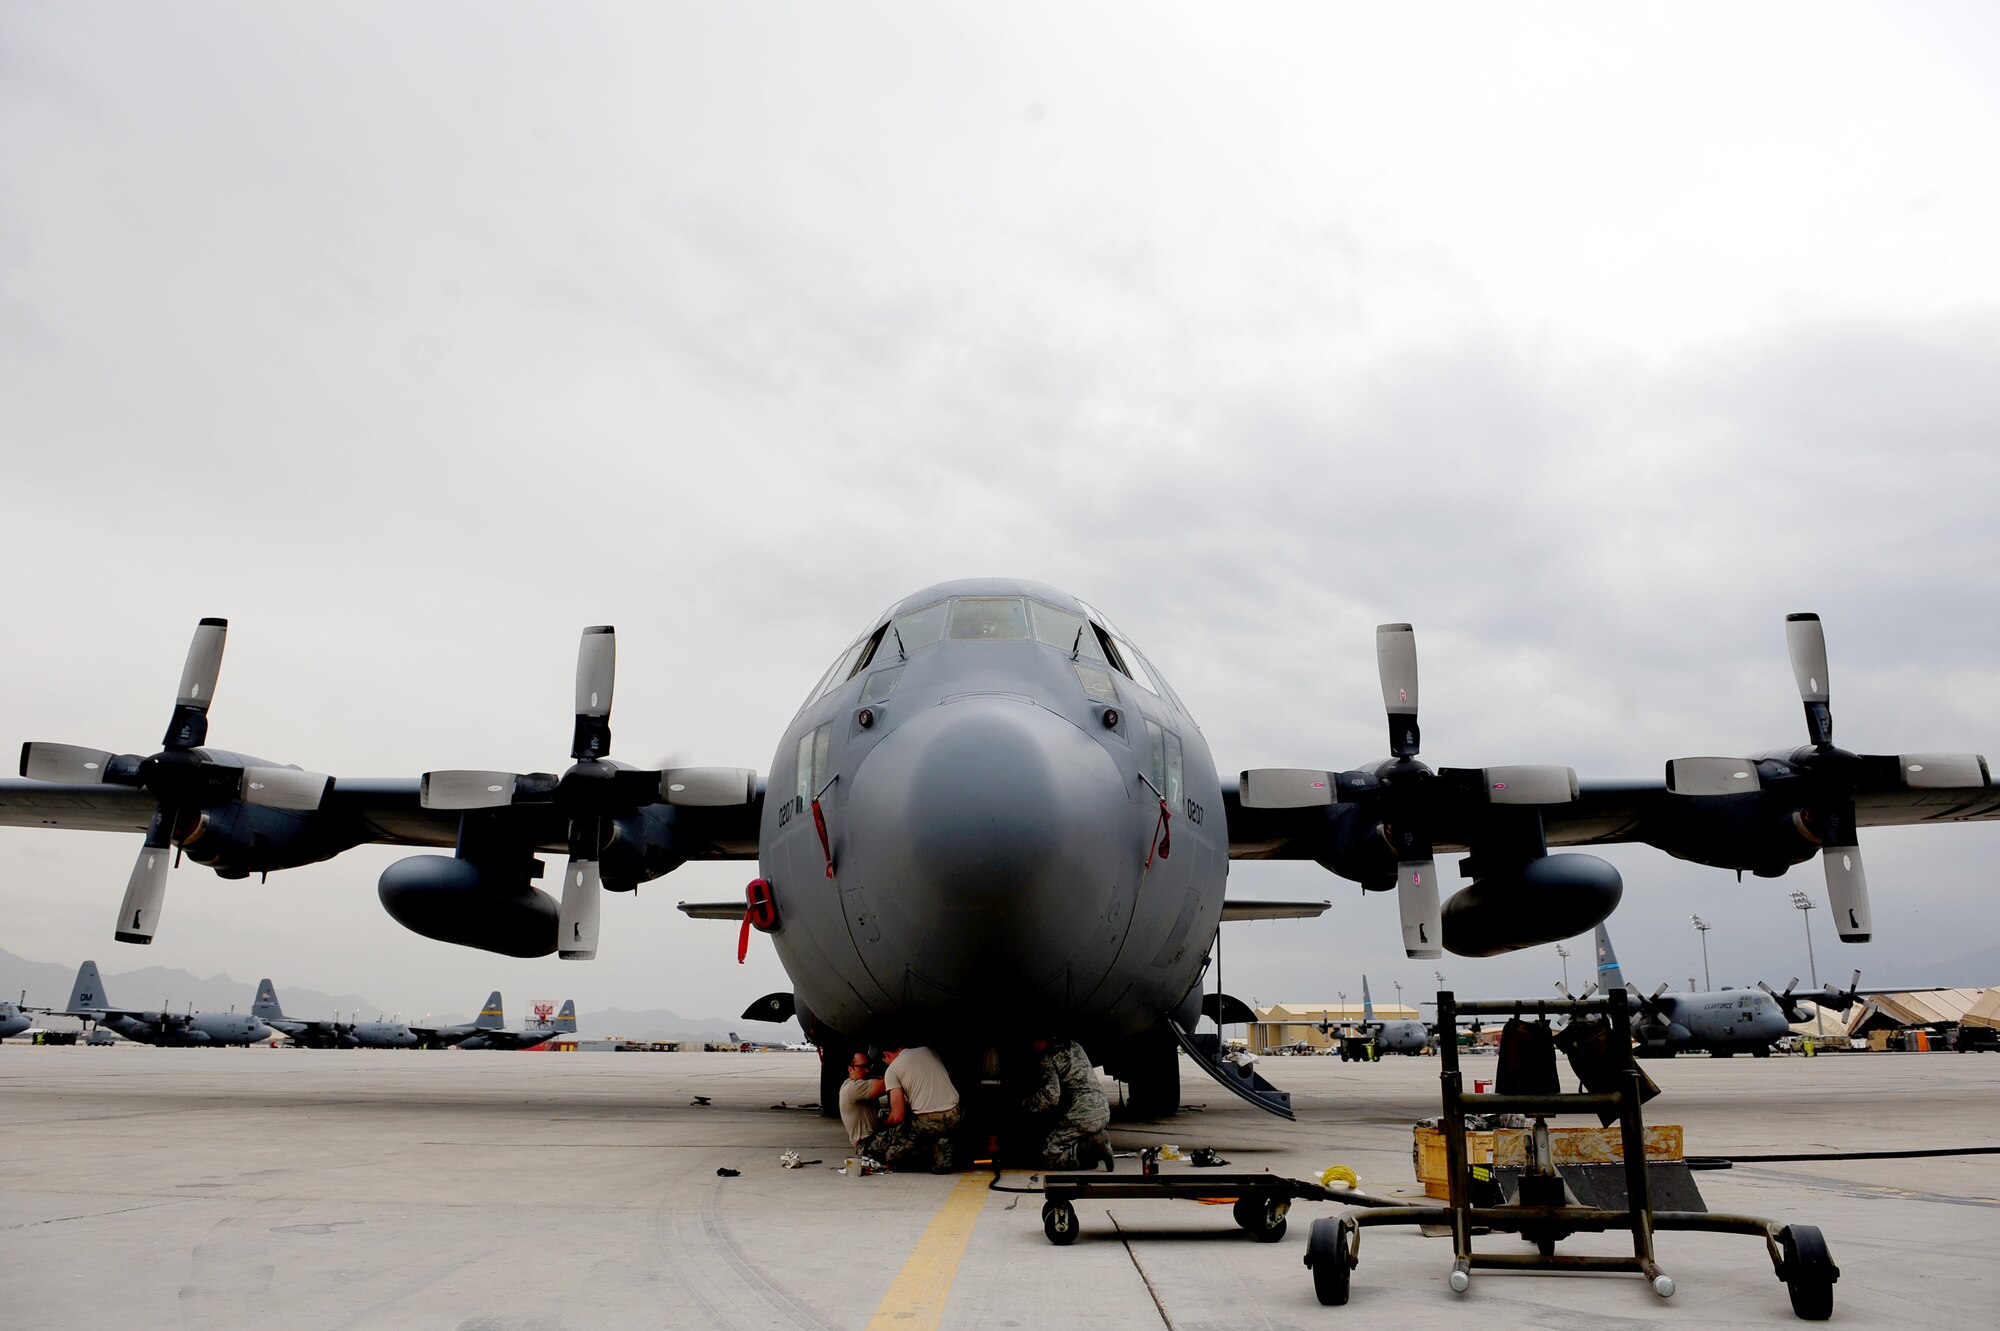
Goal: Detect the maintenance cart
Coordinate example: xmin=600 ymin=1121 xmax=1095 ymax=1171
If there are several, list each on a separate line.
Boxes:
xmin=1301 ymin=989 xmax=1841 ymax=1320
xmin=1039 ymin=1169 xmax=1339 ymax=1245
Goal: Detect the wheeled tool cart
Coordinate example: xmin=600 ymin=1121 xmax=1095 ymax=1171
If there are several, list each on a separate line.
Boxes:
xmin=1302 ymin=989 xmax=1840 ymax=1320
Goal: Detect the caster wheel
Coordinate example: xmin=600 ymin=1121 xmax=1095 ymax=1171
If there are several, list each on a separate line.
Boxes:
xmin=1042 ymin=1200 xmax=1079 ymax=1246
xmin=1233 ymin=1195 xmax=1288 ymax=1242
xmin=1304 ymin=1215 xmax=1355 ymax=1306
xmin=1779 ymin=1225 xmax=1836 ymax=1320
xmin=1448 ymin=1268 xmax=1471 ymax=1293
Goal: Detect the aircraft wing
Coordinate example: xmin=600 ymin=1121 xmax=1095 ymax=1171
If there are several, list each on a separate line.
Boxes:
xmin=0 ymin=775 xmax=765 ymax=857
xmin=1224 ymin=775 xmax=2000 ymax=862
xmin=1219 ymin=898 xmax=1332 ymax=922
xmin=0 ymin=780 xmax=158 ymax=835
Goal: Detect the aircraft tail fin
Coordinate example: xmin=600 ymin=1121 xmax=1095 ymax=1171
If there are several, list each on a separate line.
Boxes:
xmin=552 ymin=1000 xmax=576 ymax=1034
xmin=1593 ymin=924 xmax=1625 ymax=992
xmin=1361 ymin=975 xmax=1375 ymax=1024
xmin=68 ymin=960 xmax=109 ymax=1014
xmin=252 ymin=978 xmax=283 ymax=1021
xmin=476 ymin=991 xmax=504 ymax=1029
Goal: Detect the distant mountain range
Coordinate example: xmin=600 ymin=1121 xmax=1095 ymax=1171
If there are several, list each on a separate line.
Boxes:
xmin=0 ymin=948 xmax=800 ymax=1043
xmin=1894 ymin=941 xmax=2000 ymax=989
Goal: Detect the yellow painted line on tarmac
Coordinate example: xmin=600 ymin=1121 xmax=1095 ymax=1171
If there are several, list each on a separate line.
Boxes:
xmin=866 ymin=1174 xmax=992 ymax=1330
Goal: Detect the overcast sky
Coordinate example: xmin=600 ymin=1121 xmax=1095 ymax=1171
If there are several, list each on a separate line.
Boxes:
xmin=3 ymin=5 xmax=1997 ymax=1025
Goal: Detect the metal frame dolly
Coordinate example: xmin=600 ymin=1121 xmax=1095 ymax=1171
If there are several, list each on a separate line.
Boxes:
xmin=1301 ymin=988 xmax=1841 ymax=1319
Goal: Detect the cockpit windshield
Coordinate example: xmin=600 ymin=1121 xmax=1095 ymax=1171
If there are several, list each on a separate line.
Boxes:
xmin=801 ymin=592 xmax=1184 ymax=713
xmin=947 ymin=598 xmax=1030 ymax=640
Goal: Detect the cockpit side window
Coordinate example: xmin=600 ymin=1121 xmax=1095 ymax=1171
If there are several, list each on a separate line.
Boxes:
xmin=948 ymin=597 xmax=1030 ymax=640
xmin=1029 ymin=601 xmax=1105 ymax=662
xmin=889 ymin=600 xmax=949 ymax=656
xmin=1132 ymin=647 xmax=1187 ymax=714
xmin=796 ymin=721 xmax=833 ymax=808
xmin=847 ymin=624 xmax=890 ymax=680
xmin=860 ymin=665 xmax=904 ymax=704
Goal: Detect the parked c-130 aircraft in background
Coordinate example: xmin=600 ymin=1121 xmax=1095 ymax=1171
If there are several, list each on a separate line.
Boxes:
xmin=5 ymin=581 xmax=1998 ymax=1117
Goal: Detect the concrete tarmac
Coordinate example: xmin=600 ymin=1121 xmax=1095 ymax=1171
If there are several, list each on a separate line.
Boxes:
xmin=3 ymin=1045 xmax=1996 ymax=1329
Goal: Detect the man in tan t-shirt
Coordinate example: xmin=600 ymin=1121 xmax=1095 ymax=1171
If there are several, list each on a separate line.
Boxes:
xmin=859 ymin=1045 xmax=962 ymax=1172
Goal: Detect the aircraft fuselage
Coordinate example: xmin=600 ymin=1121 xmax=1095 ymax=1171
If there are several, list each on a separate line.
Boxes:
xmin=758 ymin=579 xmax=1226 ymax=1052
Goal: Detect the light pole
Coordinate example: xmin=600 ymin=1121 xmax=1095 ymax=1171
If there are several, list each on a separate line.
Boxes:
xmin=1556 ymin=943 xmax=1570 ymax=992
xmin=1392 ymin=980 xmax=1404 ymax=1013
xmin=1791 ymin=891 xmax=1824 ymax=1036
xmin=1692 ymin=915 xmax=1712 ymax=990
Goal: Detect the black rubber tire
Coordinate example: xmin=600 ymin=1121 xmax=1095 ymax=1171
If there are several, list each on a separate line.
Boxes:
xmin=1305 ymin=1216 xmax=1353 ymax=1306
xmin=1780 ymin=1225 xmax=1835 ymax=1320
xmin=1753 ymin=1046 xmax=1772 ymax=1058
xmin=1042 ymin=1200 xmax=1080 ymax=1246
xmin=818 ymin=1044 xmax=849 ymax=1120
xmin=1233 ymin=1195 xmax=1287 ymax=1242
xmin=1712 ymin=1049 xmax=1735 ymax=1059
xmin=1122 ymin=1039 xmax=1181 ymax=1118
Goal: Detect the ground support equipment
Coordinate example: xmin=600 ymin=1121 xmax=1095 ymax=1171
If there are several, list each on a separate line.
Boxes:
xmin=1301 ymin=989 xmax=1840 ymax=1320
xmin=1040 ymin=1171 xmax=1341 ymax=1245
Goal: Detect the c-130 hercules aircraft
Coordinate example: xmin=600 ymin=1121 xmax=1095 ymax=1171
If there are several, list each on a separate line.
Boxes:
xmin=5 ymin=580 xmax=1998 ymax=1117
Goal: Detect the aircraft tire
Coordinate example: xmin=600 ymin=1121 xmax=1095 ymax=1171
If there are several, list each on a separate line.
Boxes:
xmin=1122 ymin=1041 xmax=1180 ymax=1118
xmin=818 ymin=1037 xmax=857 ymax=1119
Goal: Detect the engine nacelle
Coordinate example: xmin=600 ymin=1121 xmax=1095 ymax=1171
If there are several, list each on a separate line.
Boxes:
xmin=176 ymin=803 xmax=338 ymax=878
xmin=598 ymin=805 xmax=686 ymax=891
xmin=377 ymin=855 xmax=559 ymax=957
xmin=1642 ymin=790 xmax=1822 ymax=878
xmin=1442 ymin=853 xmax=1623 ymax=957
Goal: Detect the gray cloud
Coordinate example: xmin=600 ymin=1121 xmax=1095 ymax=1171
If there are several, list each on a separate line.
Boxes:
xmin=3 ymin=5 xmax=1997 ymax=1018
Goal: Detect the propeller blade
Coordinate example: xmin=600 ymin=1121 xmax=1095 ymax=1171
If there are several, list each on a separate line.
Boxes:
xmin=239 ymin=767 xmax=331 ymax=810
xmin=1821 ymin=843 xmax=1872 ymax=943
xmin=1757 ymin=980 xmax=1779 ymax=998
xmin=658 ymin=767 xmax=758 ymax=807
xmin=164 ymin=618 xmax=228 ymax=751
xmin=1785 ymin=612 xmax=1833 ymax=745
xmin=1237 ymin=768 xmax=1336 ymax=808
xmin=1890 ymin=753 xmax=1990 ymax=789
xmin=20 ymin=743 xmax=116 ymax=784
xmin=571 ymin=626 xmax=616 ymax=761
xmin=115 ymin=817 xmax=173 ymax=945
xmin=1784 ymin=976 xmax=1800 ymax=993
xmin=1395 ymin=858 xmax=1441 ymax=959
xmin=557 ymin=856 xmax=602 ymax=961
xmin=1665 ymin=757 xmax=1761 ymax=796
xmin=1376 ymin=624 xmax=1420 ymax=758
xmin=420 ymin=770 xmax=521 ymax=810
xmin=1475 ymin=765 xmax=1578 ymax=805
xmin=1650 ymin=983 xmax=1668 ymax=1001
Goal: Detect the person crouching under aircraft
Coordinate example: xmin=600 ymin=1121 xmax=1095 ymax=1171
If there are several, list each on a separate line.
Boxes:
xmin=838 ymin=1049 xmax=881 ymax=1150
xmin=1022 ymin=1036 xmax=1113 ymax=1171
xmin=860 ymin=1045 xmax=962 ymax=1172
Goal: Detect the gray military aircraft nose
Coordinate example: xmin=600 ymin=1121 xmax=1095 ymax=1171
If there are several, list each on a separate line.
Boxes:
xmin=841 ymin=694 xmax=1130 ymax=1016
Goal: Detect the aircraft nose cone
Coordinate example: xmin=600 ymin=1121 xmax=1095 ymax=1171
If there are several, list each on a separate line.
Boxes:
xmin=844 ymin=696 xmax=1129 ymax=988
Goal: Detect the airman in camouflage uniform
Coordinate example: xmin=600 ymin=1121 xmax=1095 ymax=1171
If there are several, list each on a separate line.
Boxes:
xmin=1023 ymin=1037 xmax=1112 ymax=1170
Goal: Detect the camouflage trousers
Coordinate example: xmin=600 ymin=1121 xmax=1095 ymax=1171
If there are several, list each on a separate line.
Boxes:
xmin=863 ymin=1108 xmax=962 ymax=1172
xmin=1039 ymin=1122 xmax=1112 ymax=1171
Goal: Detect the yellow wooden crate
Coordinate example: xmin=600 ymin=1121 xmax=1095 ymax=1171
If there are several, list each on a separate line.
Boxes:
xmin=1493 ymin=1124 xmax=1683 ymax=1167
xmin=1412 ymin=1127 xmax=1496 ymax=1199
xmin=1413 ymin=1125 xmax=1684 ymax=1198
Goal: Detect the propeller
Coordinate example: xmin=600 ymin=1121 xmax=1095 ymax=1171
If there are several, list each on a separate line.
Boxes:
xmin=1757 ymin=976 xmax=1811 ymax=1024
xmin=1665 ymin=614 xmax=1990 ymax=942
xmin=1760 ymin=969 xmax=1863 ymax=1022
xmin=18 ymin=618 xmax=332 ymax=945
xmin=420 ymin=626 xmax=756 ymax=961
xmin=1241 ymin=623 xmax=1579 ymax=960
